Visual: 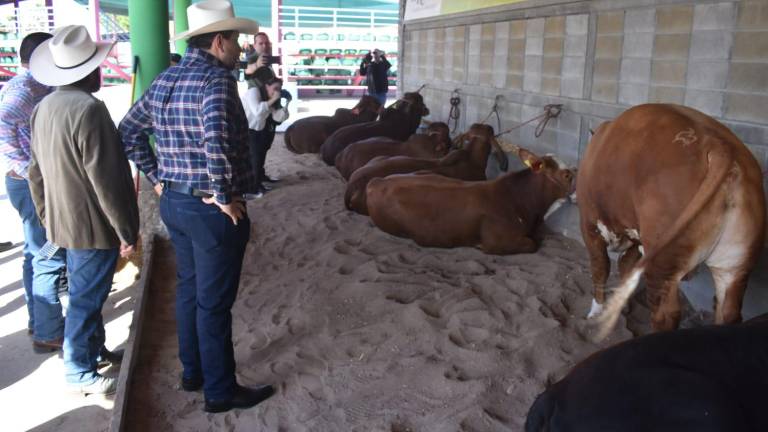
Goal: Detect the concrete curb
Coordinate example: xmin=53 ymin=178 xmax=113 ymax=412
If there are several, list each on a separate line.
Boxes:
xmin=109 ymin=234 xmax=157 ymax=432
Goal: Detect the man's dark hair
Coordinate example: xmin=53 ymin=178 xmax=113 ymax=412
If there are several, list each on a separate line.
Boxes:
xmin=169 ymin=53 xmax=182 ymax=64
xmin=20 ymin=32 xmax=53 ymax=64
xmin=71 ymin=67 xmax=101 ymax=93
xmin=187 ymin=30 xmax=236 ymax=50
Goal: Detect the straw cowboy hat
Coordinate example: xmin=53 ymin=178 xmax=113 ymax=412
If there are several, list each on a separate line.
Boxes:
xmin=29 ymin=25 xmax=113 ymax=87
xmin=172 ymin=0 xmax=259 ymax=41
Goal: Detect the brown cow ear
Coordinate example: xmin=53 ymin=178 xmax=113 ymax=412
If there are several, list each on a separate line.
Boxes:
xmin=518 ymin=148 xmax=543 ymax=172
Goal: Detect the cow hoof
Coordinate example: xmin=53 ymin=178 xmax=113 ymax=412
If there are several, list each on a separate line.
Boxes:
xmin=587 ymin=298 xmax=604 ymax=319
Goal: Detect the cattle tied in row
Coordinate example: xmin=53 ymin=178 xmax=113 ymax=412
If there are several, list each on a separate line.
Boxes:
xmin=284 ymin=95 xmax=381 ymax=154
xmin=578 ymin=104 xmax=766 ymax=338
xmin=344 ymin=124 xmax=507 ymax=215
xmin=526 ymin=316 xmax=768 ymax=432
xmin=334 ymin=122 xmax=452 ymax=180
xmin=320 ymin=92 xmax=429 ymax=165
xmin=366 ymin=148 xmax=575 ymax=254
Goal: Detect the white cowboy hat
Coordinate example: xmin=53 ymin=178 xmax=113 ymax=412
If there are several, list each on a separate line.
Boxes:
xmin=29 ymin=25 xmax=113 ymax=87
xmin=172 ymin=0 xmax=259 ymax=41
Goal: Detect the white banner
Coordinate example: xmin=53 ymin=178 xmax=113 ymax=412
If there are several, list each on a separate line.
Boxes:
xmin=404 ymin=0 xmax=443 ymax=21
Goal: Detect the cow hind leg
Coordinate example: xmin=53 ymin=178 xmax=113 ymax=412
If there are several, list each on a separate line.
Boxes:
xmin=581 ymin=225 xmax=611 ymax=318
xmin=709 ymin=266 xmax=749 ymax=325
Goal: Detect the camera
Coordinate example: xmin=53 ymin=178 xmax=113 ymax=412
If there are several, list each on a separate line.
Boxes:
xmin=263 ymin=55 xmax=282 ymax=65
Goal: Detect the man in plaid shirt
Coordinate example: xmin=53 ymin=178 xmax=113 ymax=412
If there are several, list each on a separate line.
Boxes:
xmin=0 ymin=32 xmax=67 ymax=352
xmin=119 ymin=0 xmax=273 ymax=413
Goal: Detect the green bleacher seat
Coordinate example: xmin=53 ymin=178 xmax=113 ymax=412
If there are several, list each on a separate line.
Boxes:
xmin=344 ymin=49 xmax=357 ymax=55
xmin=326 ymin=58 xmax=341 ymax=66
xmin=300 ymin=33 xmax=313 ymax=40
xmin=329 ymin=48 xmax=342 ymax=55
xmin=362 ymin=34 xmax=373 ymax=41
xmin=311 ymin=58 xmax=327 ymax=66
xmin=342 ymin=58 xmax=357 ymax=67
xmin=317 ymin=33 xmax=330 ymax=41
xmin=298 ymin=48 xmax=312 ymax=55
xmin=376 ymin=35 xmax=391 ymax=42
xmin=314 ymin=48 xmax=328 ymax=55
xmin=347 ymin=34 xmax=360 ymax=41
xmin=336 ymin=34 xmax=345 ymax=41
xmin=283 ymin=32 xmax=296 ymax=40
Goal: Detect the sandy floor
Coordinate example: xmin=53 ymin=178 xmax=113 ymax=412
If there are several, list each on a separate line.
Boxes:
xmin=121 ymin=134 xmax=651 ymax=432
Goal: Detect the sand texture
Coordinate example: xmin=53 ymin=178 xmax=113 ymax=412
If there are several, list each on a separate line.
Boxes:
xmin=125 ymin=135 xmax=658 ymax=432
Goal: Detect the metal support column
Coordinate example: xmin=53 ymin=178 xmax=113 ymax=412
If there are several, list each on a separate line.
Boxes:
xmin=173 ymin=0 xmax=191 ymax=54
xmin=128 ymin=0 xmax=169 ymax=99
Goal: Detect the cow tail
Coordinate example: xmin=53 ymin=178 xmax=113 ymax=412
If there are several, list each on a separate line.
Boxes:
xmin=525 ymin=390 xmax=555 ymax=432
xmin=596 ymin=137 xmax=734 ymax=340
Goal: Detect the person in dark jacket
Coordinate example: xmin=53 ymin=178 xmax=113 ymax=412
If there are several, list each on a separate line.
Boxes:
xmin=360 ymin=48 xmax=391 ymax=106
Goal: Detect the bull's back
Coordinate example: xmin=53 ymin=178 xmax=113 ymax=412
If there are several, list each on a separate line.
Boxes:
xmin=367 ymin=175 xmax=482 ymax=246
xmin=345 ymin=156 xmax=441 ymax=214
xmin=322 ymin=122 xmax=391 ymax=165
xmin=336 ymin=138 xmax=403 ymax=180
xmin=285 ymin=116 xmax=334 ymax=154
xmin=526 ymin=322 xmax=768 ymax=431
xmin=577 ymin=104 xmax=740 ymax=232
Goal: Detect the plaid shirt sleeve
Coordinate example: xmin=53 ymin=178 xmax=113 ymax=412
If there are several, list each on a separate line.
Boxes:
xmin=119 ymin=92 xmax=159 ymax=185
xmin=0 ymin=84 xmax=34 ymax=176
xmin=202 ymin=76 xmax=241 ymax=204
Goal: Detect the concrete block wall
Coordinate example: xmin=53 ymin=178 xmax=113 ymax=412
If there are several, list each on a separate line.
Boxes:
xmin=401 ymin=0 xmax=768 ymax=317
xmin=401 ymin=0 xmax=768 ymax=172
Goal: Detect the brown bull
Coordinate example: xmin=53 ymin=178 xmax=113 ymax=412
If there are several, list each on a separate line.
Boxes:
xmin=578 ymin=104 xmax=766 ymax=339
xmin=335 ymin=122 xmax=451 ymax=180
xmin=366 ymin=149 xmax=574 ymax=254
xmin=284 ymin=95 xmax=381 ymax=154
xmin=344 ymin=123 xmax=507 ymax=215
xmin=320 ymin=92 xmax=429 ymax=165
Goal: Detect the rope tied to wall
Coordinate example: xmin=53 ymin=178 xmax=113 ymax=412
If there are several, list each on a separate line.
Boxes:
xmin=481 ymin=95 xmax=503 ymax=134
xmin=448 ymin=88 xmax=461 ymax=133
xmin=495 ymin=103 xmax=563 ymax=138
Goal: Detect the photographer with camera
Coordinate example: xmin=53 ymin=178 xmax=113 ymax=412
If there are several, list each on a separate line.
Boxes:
xmin=360 ymin=48 xmax=391 ymax=106
xmin=241 ymin=65 xmax=290 ymax=199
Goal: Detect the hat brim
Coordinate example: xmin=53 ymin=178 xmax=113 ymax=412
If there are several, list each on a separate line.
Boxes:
xmin=29 ymin=39 xmax=114 ymax=87
xmin=172 ymin=17 xmax=259 ymax=41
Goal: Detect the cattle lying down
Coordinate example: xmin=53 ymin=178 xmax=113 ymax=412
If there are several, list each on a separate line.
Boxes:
xmin=525 ymin=316 xmax=768 ymax=432
xmin=344 ymin=123 xmax=507 ymax=215
xmin=577 ymin=104 xmax=766 ymax=339
xmin=284 ymin=95 xmax=381 ymax=154
xmin=320 ymin=92 xmax=430 ymax=165
xmin=334 ymin=122 xmax=451 ymax=180
xmin=366 ymin=149 xmax=574 ymax=254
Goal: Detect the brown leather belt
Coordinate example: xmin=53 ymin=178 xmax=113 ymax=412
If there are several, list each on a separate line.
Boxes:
xmin=6 ymin=170 xmax=24 ymax=180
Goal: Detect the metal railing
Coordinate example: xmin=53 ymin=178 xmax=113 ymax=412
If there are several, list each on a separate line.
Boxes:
xmin=279 ymin=6 xmax=398 ymax=29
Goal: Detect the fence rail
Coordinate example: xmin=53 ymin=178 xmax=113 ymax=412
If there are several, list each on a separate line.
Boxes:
xmin=279 ymin=6 xmax=398 ymax=29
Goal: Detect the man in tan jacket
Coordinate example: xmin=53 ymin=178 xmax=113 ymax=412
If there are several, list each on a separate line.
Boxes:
xmin=28 ymin=25 xmax=139 ymax=395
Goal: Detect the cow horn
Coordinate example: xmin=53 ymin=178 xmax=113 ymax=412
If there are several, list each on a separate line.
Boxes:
xmin=589 ymin=128 xmax=595 ymax=136
xmin=491 ymin=137 xmax=509 ymax=172
xmin=416 ymin=83 xmax=427 ymax=93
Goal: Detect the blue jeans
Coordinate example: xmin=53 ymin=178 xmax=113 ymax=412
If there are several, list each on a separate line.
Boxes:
xmin=160 ymin=190 xmax=250 ymax=401
xmin=370 ymin=91 xmax=387 ymax=106
xmin=63 ymin=248 xmax=118 ymax=385
xmin=6 ymin=175 xmax=66 ymax=341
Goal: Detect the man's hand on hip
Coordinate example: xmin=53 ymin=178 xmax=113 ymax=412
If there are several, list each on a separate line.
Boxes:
xmin=120 ymin=243 xmax=135 ymax=258
xmin=203 ymin=196 xmax=247 ymax=225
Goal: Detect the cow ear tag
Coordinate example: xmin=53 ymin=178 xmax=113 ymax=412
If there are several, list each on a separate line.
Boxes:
xmin=525 ymin=160 xmax=542 ymax=172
